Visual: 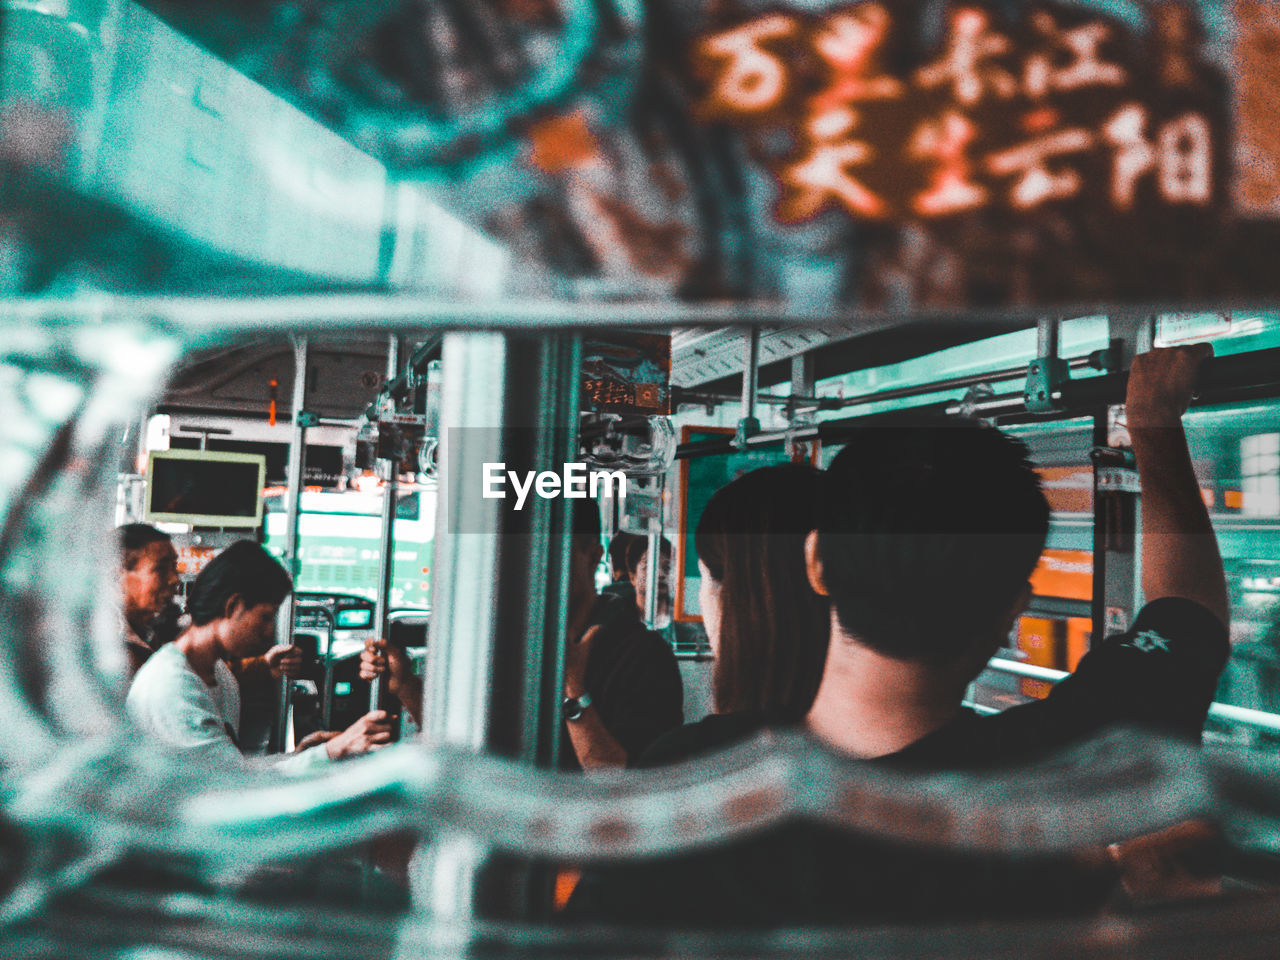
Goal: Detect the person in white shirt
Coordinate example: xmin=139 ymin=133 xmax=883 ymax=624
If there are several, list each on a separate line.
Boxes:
xmin=128 ymin=540 xmax=391 ymax=775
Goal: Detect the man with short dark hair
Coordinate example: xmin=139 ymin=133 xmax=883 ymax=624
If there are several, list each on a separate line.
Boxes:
xmin=572 ymin=345 xmax=1228 ymax=925
xmin=804 ymin=344 xmax=1226 ymax=765
xmin=129 ymin=540 xmax=392 ymax=773
xmin=118 ymin=523 xmax=181 ymax=678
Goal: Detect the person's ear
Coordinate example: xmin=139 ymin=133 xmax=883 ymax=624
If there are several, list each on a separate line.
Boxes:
xmin=223 ymin=593 xmax=246 ymax=621
xmin=804 ymin=531 xmax=829 ymax=597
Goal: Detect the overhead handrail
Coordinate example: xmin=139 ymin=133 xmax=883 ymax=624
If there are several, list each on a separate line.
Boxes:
xmin=1056 ymin=344 xmax=1280 ymax=409
xmin=674 ymin=342 xmax=1280 ymax=460
xmin=672 ymin=354 xmax=1103 ymax=416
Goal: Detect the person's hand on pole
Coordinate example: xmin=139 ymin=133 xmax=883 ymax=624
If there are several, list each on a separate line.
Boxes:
xmin=1126 ymin=342 xmax=1211 ymax=428
xmin=1126 ymin=343 xmax=1228 ymax=626
xmin=360 ymin=638 xmax=413 ymax=696
xmin=324 ymin=710 xmax=395 ymax=759
xmin=359 ymin=637 xmax=424 ymax=729
xmin=264 ymin=643 xmax=304 ymax=680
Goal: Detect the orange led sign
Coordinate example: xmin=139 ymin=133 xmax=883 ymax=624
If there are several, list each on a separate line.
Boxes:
xmin=690 ymin=3 xmax=1217 ymax=224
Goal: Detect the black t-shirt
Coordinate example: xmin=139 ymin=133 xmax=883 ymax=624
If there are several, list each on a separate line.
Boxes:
xmin=560 ymin=593 xmax=684 ymax=771
xmin=568 ymin=598 xmax=1229 ymax=926
xmin=600 ymin=579 xmax=637 ymax=607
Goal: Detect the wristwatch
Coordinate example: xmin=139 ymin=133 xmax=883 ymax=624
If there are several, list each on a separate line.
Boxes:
xmin=561 ymin=692 xmax=593 ymax=722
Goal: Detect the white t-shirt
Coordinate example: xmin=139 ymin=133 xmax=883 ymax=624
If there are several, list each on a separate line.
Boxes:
xmin=127 ymin=643 xmax=330 ymax=776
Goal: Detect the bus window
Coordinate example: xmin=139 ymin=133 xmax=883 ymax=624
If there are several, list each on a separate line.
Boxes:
xmin=1184 ymin=400 xmax=1280 ymax=749
xmin=262 ymin=488 xmax=434 ymax=611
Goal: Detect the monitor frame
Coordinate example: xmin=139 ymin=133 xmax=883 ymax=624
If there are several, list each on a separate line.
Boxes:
xmin=144 ymin=449 xmax=267 ymax=529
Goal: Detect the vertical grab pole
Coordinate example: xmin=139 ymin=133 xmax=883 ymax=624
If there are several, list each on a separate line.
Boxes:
xmin=1037 ymin=316 xmax=1062 ymax=363
xmin=738 ymin=326 xmax=761 ymax=443
xmin=319 ymin=607 xmax=336 ymax=729
xmin=741 ymin=326 xmax=760 ymax=421
xmin=415 ymin=332 xmax=507 ymax=926
xmin=422 ymin=332 xmax=506 ymax=748
xmin=1090 ymin=314 xmax=1156 ymax=639
xmin=540 ymin=335 xmax=581 ymax=771
xmin=643 ymin=480 xmax=664 ymax=628
xmin=274 ymin=334 xmax=308 ymax=753
xmin=412 ymin=332 xmax=581 ymax=927
xmin=370 ymin=334 xmax=401 ymax=713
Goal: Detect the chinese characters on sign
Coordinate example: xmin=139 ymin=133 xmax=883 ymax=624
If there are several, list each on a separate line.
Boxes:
xmin=692 ymin=3 xmax=1216 ymax=224
xmin=581 ymin=334 xmax=672 ymax=415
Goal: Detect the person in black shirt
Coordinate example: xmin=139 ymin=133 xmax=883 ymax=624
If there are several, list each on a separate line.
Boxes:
xmin=804 ymin=343 xmax=1227 ymax=762
xmin=561 ymin=503 xmax=683 ymax=770
xmin=358 ymin=505 xmax=683 ymax=769
xmin=570 ymin=344 xmax=1228 ymax=926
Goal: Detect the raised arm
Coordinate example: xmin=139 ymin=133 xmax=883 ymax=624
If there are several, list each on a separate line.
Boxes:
xmin=360 ymin=638 xmax=424 ymax=728
xmin=1126 ymin=344 xmax=1228 ymax=626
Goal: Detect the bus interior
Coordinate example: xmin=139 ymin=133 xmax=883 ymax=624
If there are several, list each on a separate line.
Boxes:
xmin=7 ymin=1 xmax=1280 ymax=958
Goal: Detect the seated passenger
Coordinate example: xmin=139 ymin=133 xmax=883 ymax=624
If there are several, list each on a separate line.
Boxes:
xmin=118 ymin=523 xmax=181 ymax=678
xmin=571 ymin=345 xmax=1228 ymax=926
xmin=360 ymin=503 xmax=684 ymax=770
xmin=645 ymin=463 xmax=830 ymax=757
xmin=128 ymin=540 xmax=393 ymax=773
xmin=562 ymin=504 xmax=683 ymax=769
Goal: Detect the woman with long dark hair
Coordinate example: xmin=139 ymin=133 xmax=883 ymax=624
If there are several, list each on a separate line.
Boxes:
xmin=695 ymin=462 xmax=830 ymax=720
xmin=631 ymin=463 xmax=830 ymax=767
xmin=565 ymin=462 xmax=831 ymax=916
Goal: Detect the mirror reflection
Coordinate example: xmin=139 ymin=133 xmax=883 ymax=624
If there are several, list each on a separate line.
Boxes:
xmin=9 ymin=0 xmax=1280 ymax=951
xmin=94 ymin=314 xmax=1280 ymax=935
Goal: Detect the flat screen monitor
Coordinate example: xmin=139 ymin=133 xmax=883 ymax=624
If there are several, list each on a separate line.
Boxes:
xmin=145 ymin=449 xmax=266 ymax=528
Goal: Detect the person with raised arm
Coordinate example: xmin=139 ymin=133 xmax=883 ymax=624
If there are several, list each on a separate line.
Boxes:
xmin=572 ymin=345 xmax=1229 ymax=927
